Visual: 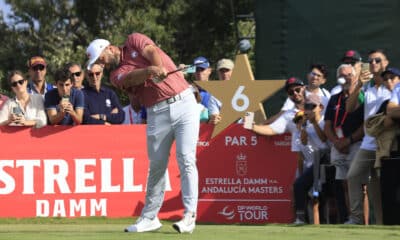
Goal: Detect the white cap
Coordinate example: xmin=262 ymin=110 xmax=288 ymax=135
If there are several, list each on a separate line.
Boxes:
xmin=217 ymin=59 xmax=234 ymax=70
xmin=86 ymin=39 xmax=110 ymax=70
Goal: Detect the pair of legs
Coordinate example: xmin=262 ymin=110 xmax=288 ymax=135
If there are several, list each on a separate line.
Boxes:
xmin=330 ymin=142 xmax=361 ymax=223
xmin=142 ymin=92 xmax=200 ymax=219
xmin=347 ymin=149 xmax=382 ymax=224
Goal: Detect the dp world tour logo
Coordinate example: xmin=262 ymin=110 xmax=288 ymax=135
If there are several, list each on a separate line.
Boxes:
xmin=236 ymin=153 xmax=247 ymax=176
xmin=218 ymin=206 xmax=235 ymax=220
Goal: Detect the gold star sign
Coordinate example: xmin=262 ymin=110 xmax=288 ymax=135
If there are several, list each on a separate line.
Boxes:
xmin=196 ymin=54 xmax=285 ymax=138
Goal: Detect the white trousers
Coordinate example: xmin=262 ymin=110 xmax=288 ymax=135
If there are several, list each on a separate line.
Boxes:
xmin=141 ymin=88 xmax=199 ymax=219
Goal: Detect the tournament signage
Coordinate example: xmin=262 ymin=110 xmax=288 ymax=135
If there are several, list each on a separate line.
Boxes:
xmin=0 ymin=125 xmax=296 ymax=223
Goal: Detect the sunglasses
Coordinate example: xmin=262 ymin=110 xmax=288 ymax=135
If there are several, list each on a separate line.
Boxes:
xmin=32 ymin=65 xmax=45 ymax=71
xmin=196 ymin=67 xmax=206 ymax=72
xmin=288 ymin=87 xmax=302 ymax=96
xmin=310 ymin=71 xmax=323 ymax=78
xmin=88 ymin=72 xmax=101 ymax=77
xmin=368 ymin=57 xmax=382 ymax=64
xmin=304 ymin=103 xmax=317 ymax=110
xmin=71 ymin=71 xmax=82 ymax=77
xmin=11 ymin=79 xmax=26 ymax=87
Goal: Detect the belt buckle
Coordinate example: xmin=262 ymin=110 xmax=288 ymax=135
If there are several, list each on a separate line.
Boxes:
xmin=167 ymin=96 xmax=176 ymax=104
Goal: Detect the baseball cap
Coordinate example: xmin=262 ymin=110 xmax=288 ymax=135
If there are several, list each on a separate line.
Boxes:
xmin=305 ymin=93 xmax=322 ymax=106
xmin=381 ymin=67 xmax=400 ymax=77
xmin=217 ymin=58 xmax=234 ymax=70
xmin=341 ymin=50 xmax=362 ymax=63
xmin=86 ymin=39 xmax=110 ymax=70
xmin=193 ymin=56 xmax=210 ymax=69
xmin=28 ymin=56 xmax=47 ymax=68
xmin=284 ymin=77 xmax=304 ymax=91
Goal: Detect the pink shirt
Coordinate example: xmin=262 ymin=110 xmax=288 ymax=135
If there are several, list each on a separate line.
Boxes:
xmin=110 ymin=33 xmax=189 ymax=107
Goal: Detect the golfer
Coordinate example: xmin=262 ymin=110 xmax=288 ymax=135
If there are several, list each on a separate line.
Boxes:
xmin=86 ymin=32 xmax=199 ymax=234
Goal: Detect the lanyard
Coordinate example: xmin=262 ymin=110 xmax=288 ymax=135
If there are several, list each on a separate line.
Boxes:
xmin=334 ymin=94 xmax=348 ymax=127
xmin=128 ymin=107 xmax=134 ymax=124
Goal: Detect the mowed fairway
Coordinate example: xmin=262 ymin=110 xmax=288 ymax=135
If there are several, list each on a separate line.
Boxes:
xmin=0 ymin=218 xmax=400 ymax=240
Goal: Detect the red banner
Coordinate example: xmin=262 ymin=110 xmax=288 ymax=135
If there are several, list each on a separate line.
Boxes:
xmin=0 ymin=124 xmax=296 ymax=223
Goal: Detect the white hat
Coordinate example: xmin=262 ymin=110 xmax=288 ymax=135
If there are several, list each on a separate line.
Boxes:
xmin=86 ymin=39 xmax=110 ymax=70
xmin=217 ymin=58 xmax=234 ymax=70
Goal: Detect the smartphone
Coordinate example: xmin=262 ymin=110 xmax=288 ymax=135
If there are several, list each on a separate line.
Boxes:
xmin=361 ymin=62 xmax=370 ymax=72
xmin=12 ymin=106 xmax=22 ymax=115
xmin=61 ymin=95 xmax=70 ymax=103
xmin=243 ymin=112 xmax=255 ymax=130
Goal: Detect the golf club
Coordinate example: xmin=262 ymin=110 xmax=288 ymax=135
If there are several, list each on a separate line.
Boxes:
xmin=152 ymin=61 xmax=206 ymax=83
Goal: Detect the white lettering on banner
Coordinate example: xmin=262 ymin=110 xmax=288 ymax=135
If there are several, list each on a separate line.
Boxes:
xmin=36 ymin=198 xmax=107 ymax=217
xmin=197 ymin=141 xmax=209 ymax=147
xmin=123 ymin=158 xmax=143 ymax=192
xmin=201 ymin=186 xmax=247 ymax=194
xmin=203 ymin=177 xmax=283 ymax=195
xmin=0 ymin=160 xmax=15 ymax=194
xmin=274 ymin=135 xmax=291 ymax=147
xmin=101 ymin=158 xmax=120 ymax=192
xmin=225 ymin=136 xmax=257 ymax=146
xmin=218 ymin=205 xmax=269 ymax=222
xmin=238 ymin=205 xmax=268 ymax=221
xmin=44 ymin=160 xmax=71 ymax=194
xmin=0 ymin=158 xmax=158 ymax=194
xmin=75 ymin=159 xmax=96 ymax=193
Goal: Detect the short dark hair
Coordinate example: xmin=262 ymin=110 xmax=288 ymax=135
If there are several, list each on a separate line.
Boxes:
xmin=368 ymin=49 xmax=387 ymax=57
xmin=54 ymin=68 xmax=71 ymax=83
xmin=310 ymin=63 xmax=329 ymax=78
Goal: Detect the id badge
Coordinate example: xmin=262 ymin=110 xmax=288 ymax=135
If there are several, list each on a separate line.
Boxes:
xmin=335 ymin=127 xmax=344 ymax=139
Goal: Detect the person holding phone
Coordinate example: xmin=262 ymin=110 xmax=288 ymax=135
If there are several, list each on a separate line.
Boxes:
xmin=345 ymin=49 xmax=391 ymax=225
xmin=0 ymin=70 xmax=47 ymax=128
xmin=44 ymin=68 xmax=84 ymax=125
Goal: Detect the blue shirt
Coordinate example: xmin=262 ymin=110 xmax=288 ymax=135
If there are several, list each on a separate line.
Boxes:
xmin=27 ymin=81 xmax=55 ymax=98
xmin=44 ymin=88 xmax=85 ymax=125
xmin=82 ymin=86 xmax=125 ymax=124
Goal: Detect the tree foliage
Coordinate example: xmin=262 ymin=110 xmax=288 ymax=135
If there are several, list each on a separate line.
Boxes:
xmin=0 ymin=0 xmax=254 ymax=99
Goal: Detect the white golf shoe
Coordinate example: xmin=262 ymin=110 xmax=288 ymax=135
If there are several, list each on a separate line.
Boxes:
xmin=124 ymin=217 xmax=162 ymax=232
xmin=172 ymin=212 xmax=196 ymax=234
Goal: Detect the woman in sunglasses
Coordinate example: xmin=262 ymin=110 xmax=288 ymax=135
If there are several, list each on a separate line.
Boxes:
xmin=0 ymin=70 xmax=47 ymax=127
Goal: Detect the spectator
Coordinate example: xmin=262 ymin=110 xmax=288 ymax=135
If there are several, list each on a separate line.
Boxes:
xmin=0 ymin=70 xmax=46 ymax=128
xmin=282 ymin=63 xmax=330 ymax=113
xmin=123 ymin=89 xmax=146 ymax=124
xmin=44 ymin=68 xmax=84 ymax=125
xmin=83 ymin=63 xmax=124 ymax=125
xmin=324 ymin=64 xmax=365 ymax=223
xmin=379 ymin=67 xmax=400 ymax=115
xmin=331 ymin=50 xmax=363 ymax=95
xmin=216 ymin=58 xmax=234 ymax=80
xmin=66 ymin=63 xmax=85 ymax=89
xmin=191 ymin=83 xmax=209 ymax=123
xmin=86 ymin=33 xmax=199 ymax=233
xmin=292 ymin=94 xmax=329 ymax=224
xmin=243 ymin=77 xmax=306 ymax=222
xmin=27 ymin=56 xmax=55 ymax=98
xmin=193 ymin=56 xmax=221 ymax=124
xmin=345 ymin=49 xmax=391 ymax=225
xmin=0 ymin=93 xmax=9 ymax=111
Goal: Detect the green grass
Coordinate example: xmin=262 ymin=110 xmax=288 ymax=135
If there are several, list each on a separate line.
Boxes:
xmin=0 ymin=218 xmax=400 ymax=240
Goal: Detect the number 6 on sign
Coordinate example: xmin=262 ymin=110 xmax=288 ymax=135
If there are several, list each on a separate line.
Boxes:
xmin=231 ymin=86 xmax=249 ymax=112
